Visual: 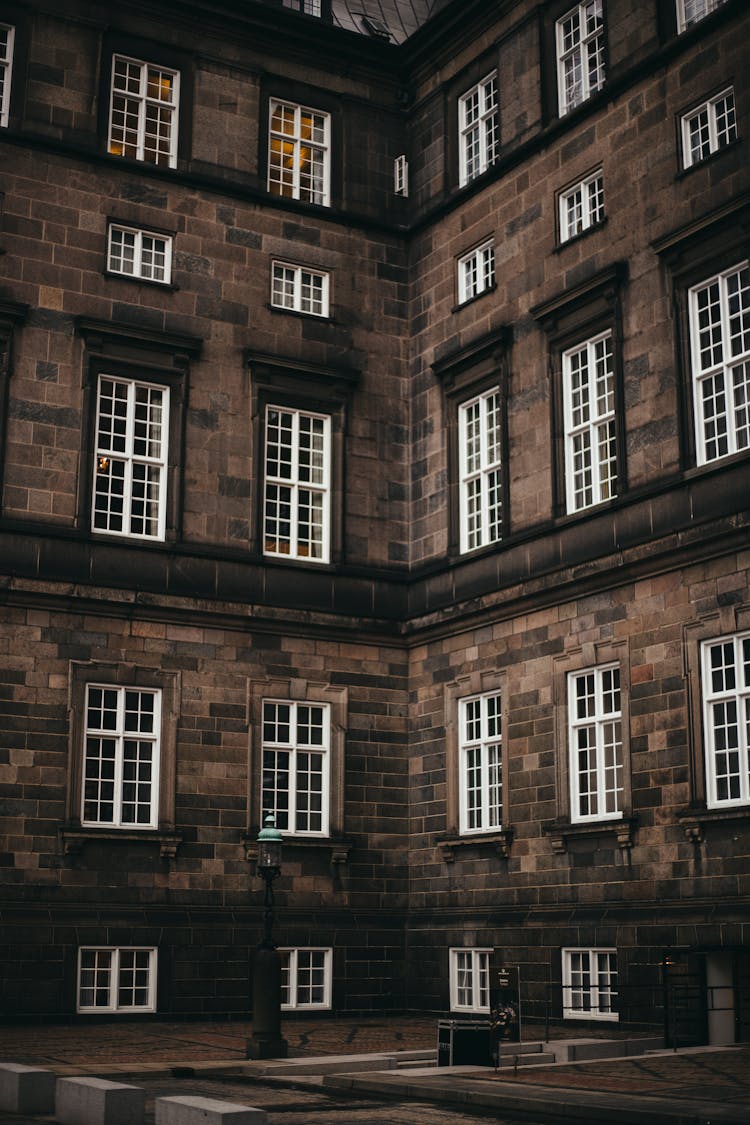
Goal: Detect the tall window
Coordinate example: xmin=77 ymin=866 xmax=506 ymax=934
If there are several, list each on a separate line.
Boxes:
xmin=701 ymin=634 xmax=750 ymax=808
xmin=556 ymin=2 xmax=605 ymax=116
xmin=82 ymin=685 xmax=161 ymax=828
xmin=563 ymin=332 xmax=617 ymax=512
xmin=681 ymin=89 xmax=737 ymax=170
xmin=459 ymin=388 xmax=503 ymax=553
xmin=108 ymin=55 xmax=179 ymax=167
xmin=459 ymin=72 xmax=499 ymax=186
xmin=458 ymin=240 xmax=495 ymax=304
xmin=107 ymin=224 xmax=172 ymax=284
xmin=568 ymin=665 xmax=622 ymax=822
xmin=261 ymin=699 xmax=330 ymax=835
xmin=562 ymin=948 xmax=618 ymax=1020
xmin=0 ymin=22 xmax=14 ymax=128
xmin=263 ymin=405 xmax=330 ymax=562
xmin=450 ymin=949 xmax=491 ymax=1013
xmin=268 ymin=100 xmax=330 ymax=206
xmin=271 ymin=261 xmax=329 ymax=317
xmin=559 ymin=170 xmax=604 ymax=242
xmin=459 ymin=692 xmax=502 ymax=835
xmin=92 ymin=375 xmax=169 ymax=540
xmin=677 ymin=0 xmax=728 ymax=33
xmin=689 ymin=262 xmax=750 ymax=465
xmin=394 ymin=154 xmax=409 ymax=197
xmin=281 ymin=948 xmax=332 ymax=1009
xmin=78 ymin=947 xmax=157 ymax=1013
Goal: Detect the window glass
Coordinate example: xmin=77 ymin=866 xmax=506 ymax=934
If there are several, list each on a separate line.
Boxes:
xmin=562 ymin=948 xmax=618 ymax=1019
xmin=556 ymin=2 xmax=605 ymax=116
xmin=78 ymin=947 xmax=157 ymax=1013
xmin=563 ymin=331 xmax=617 ymax=512
xmin=459 ymin=692 xmax=502 ymax=833
xmin=450 ymin=949 xmax=492 ymax=1012
xmin=108 ymin=224 xmax=172 ymax=283
xmin=568 ymin=665 xmax=623 ymax=821
xmin=458 ymin=386 xmax=503 ymax=552
xmin=264 ymin=405 xmax=331 ymax=562
xmin=459 ymin=72 xmax=499 ymax=186
xmin=682 ymin=89 xmax=737 ymax=169
xmin=701 ymin=634 xmax=750 ymax=807
xmin=82 ymin=685 xmax=161 ymax=828
xmin=108 ymin=55 xmax=179 ymax=167
xmin=268 ymin=100 xmax=330 ymax=206
xmin=262 ymin=699 xmax=330 ymax=835
xmin=559 ymin=170 xmax=604 ymax=242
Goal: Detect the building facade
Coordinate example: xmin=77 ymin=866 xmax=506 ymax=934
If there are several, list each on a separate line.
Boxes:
xmin=0 ymin=0 xmax=748 ymax=1040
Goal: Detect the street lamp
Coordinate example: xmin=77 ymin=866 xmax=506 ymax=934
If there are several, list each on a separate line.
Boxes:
xmin=246 ymin=815 xmax=288 ymax=1059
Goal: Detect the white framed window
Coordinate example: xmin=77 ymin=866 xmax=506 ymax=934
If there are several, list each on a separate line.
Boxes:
xmin=108 ymin=55 xmax=179 ymax=168
xmin=0 ymin=23 xmax=14 ymax=128
xmin=562 ymin=948 xmax=618 ymax=1020
xmin=394 ymin=154 xmax=409 ymax=196
xmin=81 ymin=685 xmax=161 ymax=828
xmin=681 ymin=88 xmax=737 ymax=169
xmin=701 ymin=633 xmax=750 ymax=808
xmin=92 ymin=375 xmax=169 ymax=540
xmin=459 ymin=386 xmax=502 ymax=553
xmin=283 ymin=0 xmax=323 ymax=14
xmin=281 ymin=948 xmax=332 ymax=1009
xmin=107 ymin=224 xmax=173 ymax=284
xmin=263 ymin=404 xmax=331 ymax=562
xmin=458 ymin=240 xmax=495 ymax=305
xmin=77 ymin=947 xmax=157 ymax=1013
xmin=559 ymin=169 xmax=604 ymax=242
xmin=459 ymin=72 xmax=499 ymax=186
xmin=563 ymin=331 xmax=617 ymax=512
xmin=568 ymin=665 xmax=623 ymax=822
xmin=268 ymin=100 xmax=330 ymax=206
xmin=556 ymin=2 xmax=605 ymax=116
xmin=677 ymin=0 xmax=729 ymax=33
xmin=450 ymin=949 xmax=492 ymax=1013
xmin=271 ymin=261 xmax=329 ymax=317
xmin=689 ymin=261 xmax=750 ymax=465
xmin=261 ymin=699 xmax=330 ymax=835
xmin=458 ymin=692 xmax=502 ymax=835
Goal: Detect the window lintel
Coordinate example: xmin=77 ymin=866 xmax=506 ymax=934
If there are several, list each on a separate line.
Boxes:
xmin=651 ymin=195 xmax=750 ymax=268
xmin=76 ymin=317 xmax=202 ymax=369
xmin=245 ymin=349 xmax=360 ymax=396
xmin=530 ymin=261 xmax=627 ymax=336
xmin=432 ymin=325 xmax=512 ymax=394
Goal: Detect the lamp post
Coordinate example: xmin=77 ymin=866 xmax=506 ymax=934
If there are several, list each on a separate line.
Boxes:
xmin=246 ymin=815 xmax=288 ymax=1059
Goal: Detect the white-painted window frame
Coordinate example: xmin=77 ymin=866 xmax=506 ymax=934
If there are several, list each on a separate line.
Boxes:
xmin=458 ymin=385 xmax=503 ymax=553
xmin=268 ymin=99 xmax=330 ymax=206
xmin=108 ymin=54 xmax=179 ymax=168
xmin=263 ymin=404 xmax=331 ymax=563
xmin=459 ymin=71 xmax=499 ymax=186
xmin=701 ymin=632 xmax=750 ymax=808
xmin=677 ymin=0 xmax=728 ymax=33
xmin=562 ymin=330 xmax=617 ymax=512
xmin=556 ymin=2 xmax=605 ymax=116
xmin=394 ymin=154 xmax=409 ymax=196
xmin=562 ymin=948 xmax=618 ymax=1020
xmin=261 ymin=698 xmax=331 ymax=836
xmin=77 ymin=947 xmax=157 ymax=1013
xmin=271 ymin=260 xmax=330 ymax=317
xmin=450 ymin=948 xmax=492 ymax=1013
xmin=568 ymin=664 xmax=623 ymax=823
xmin=458 ymin=691 xmax=502 ymax=835
xmin=559 ymin=169 xmax=604 ymax=242
xmin=458 ymin=240 xmax=495 ymax=305
xmin=107 ymin=223 xmax=173 ymax=284
xmin=681 ymin=87 xmax=737 ymax=169
xmin=0 ymin=22 xmax=15 ymax=128
xmin=688 ymin=261 xmax=750 ymax=465
xmin=280 ymin=947 xmax=332 ymax=1009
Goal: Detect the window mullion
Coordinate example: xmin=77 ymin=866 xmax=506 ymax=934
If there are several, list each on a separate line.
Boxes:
xmin=113 ymin=688 xmax=126 ymax=827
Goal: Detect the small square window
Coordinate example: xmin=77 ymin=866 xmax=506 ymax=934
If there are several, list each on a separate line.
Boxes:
xmin=280 ymin=948 xmax=332 ymax=1009
xmin=78 ymin=947 xmax=157 ymax=1013
xmin=107 ymin=224 xmax=172 ymax=284
xmin=559 ymin=169 xmax=604 ymax=242
xmin=271 ymin=261 xmax=329 ymax=317
xmin=681 ymin=88 xmax=737 ymax=169
xmin=0 ymin=22 xmax=14 ymax=128
xmin=394 ymin=154 xmax=409 ymax=197
xmin=458 ymin=240 xmax=495 ymax=305
xmin=459 ymin=72 xmax=499 ymax=186
xmin=108 ymin=54 xmax=179 ymax=167
xmin=677 ymin=0 xmax=729 ymax=33
xmin=450 ymin=949 xmax=492 ymax=1013
xmin=556 ymin=2 xmax=605 ymax=116
xmin=562 ymin=948 xmax=618 ymax=1020
xmin=268 ymin=100 xmax=330 ymax=206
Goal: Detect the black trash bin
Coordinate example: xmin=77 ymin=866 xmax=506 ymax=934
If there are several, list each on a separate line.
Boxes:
xmin=437 ymin=1019 xmax=493 ymax=1066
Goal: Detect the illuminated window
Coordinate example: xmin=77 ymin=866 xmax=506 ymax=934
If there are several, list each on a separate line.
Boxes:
xmin=263 ymin=405 xmax=330 ymax=562
xmin=556 ymin=2 xmax=605 ymax=116
xmin=271 ymin=261 xmax=329 ymax=317
xmin=93 ymin=375 xmax=169 ymax=540
xmin=459 ymin=72 xmax=499 ymax=186
xmin=268 ymin=100 xmax=330 ymax=206
xmin=107 ymin=224 xmax=172 ymax=283
xmin=108 ymin=54 xmax=179 ymax=167
xmin=78 ymin=947 xmax=157 ymax=1013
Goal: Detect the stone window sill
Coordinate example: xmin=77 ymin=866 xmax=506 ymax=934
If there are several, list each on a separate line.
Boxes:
xmin=541 ymin=816 xmax=637 ymax=854
xmin=242 ymin=833 xmax=353 ymax=866
xmin=677 ymin=805 xmax=750 ymax=844
xmin=435 ymin=828 xmax=514 ymax=861
xmin=60 ymin=826 xmax=183 ymax=859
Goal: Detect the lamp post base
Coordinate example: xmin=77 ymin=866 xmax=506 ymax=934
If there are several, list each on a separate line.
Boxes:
xmin=245 ymin=1033 xmax=288 ymax=1060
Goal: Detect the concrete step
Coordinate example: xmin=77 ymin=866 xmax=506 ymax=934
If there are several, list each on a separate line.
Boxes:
xmin=496 ymin=1050 xmax=557 ymax=1068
